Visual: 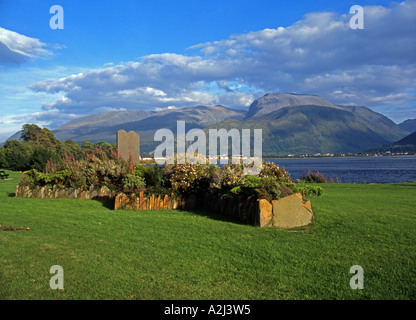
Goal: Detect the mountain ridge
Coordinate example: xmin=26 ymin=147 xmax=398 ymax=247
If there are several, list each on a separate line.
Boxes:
xmin=3 ymin=93 xmax=409 ymax=155
xmin=367 ymin=129 xmax=416 ymax=154
xmin=207 ymin=104 xmax=396 ymax=155
xmin=245 ymin=93 xmax=342 ymax=119
xmin=395 ymin=130 xmax=416 ymax=146
xmin=398 ymin=118 xmax=416 ymax=133
xmin=53 ymin=105 xmax=246 ymax=154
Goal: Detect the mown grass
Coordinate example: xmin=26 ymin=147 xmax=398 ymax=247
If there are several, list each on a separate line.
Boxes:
xmin=1 ymin=169 xmax=415 ymax=300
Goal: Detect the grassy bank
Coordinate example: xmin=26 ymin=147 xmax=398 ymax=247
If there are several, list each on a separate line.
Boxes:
xmin=1 ymin=170 xmax=415 ymax=299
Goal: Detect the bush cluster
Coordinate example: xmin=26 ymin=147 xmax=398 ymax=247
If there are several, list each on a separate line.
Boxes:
xmin=19 ymin=147 xmax=142 ymax=195
xmin=19 ymin=155 xmax=324 ymax=202
xmin=135 ymin=164 xmax=169 ymax=196
xmin=169 ymin=163 xmax=218 ymax=197
xmin=137 ymin=161 xmax=324 ymax=202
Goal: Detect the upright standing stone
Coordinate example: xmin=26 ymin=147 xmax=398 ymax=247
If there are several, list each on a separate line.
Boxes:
xmin=117 ymin=130 xmax=140 ymax=164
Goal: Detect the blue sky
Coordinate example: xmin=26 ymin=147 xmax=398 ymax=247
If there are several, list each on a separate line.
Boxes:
xmin=1 ymin=0 xmax=415 ymax=141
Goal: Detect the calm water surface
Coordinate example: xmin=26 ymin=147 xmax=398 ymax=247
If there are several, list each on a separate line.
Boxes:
xmin=266 ymin=156 xmax=416 ymax=184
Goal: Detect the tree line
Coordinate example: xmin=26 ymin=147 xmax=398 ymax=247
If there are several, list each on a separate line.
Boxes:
xmin=0 ymin=124 xmax=116 ymax=172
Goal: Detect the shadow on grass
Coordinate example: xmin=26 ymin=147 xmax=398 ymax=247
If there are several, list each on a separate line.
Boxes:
xmin=182 ymin=208 xmax=251 ymax=227
xmin=98 ymin=198 xmax=115 ymax=210
xmin=7 ymin=193 xmax=15 ymax=197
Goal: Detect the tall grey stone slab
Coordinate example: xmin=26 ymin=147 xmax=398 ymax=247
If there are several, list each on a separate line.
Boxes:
xmin=117 ymin=130 xmax=140 ymax=164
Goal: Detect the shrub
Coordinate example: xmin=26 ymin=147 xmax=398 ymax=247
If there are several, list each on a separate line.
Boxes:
xmin=259 ymin=162 xmax=292 ymax=183
xmin=296 ymin=185 xmax=325 ymax=198
xmin=170 ymin=162 xmax=217 ymax=196
xmin=210 ymin=164 xmax=244 ymax=195
xmin=161 ymin=164 xmax=175 ymax=189
xmin=230 ymin=175 xmax=295 ymax=202
xmin=136 ymin=164 xmax=163 ymax=187
xmin=300 ymin=170 xmax=334 ymax=183
xmin=211 ymin=163 xmax=297 ymax=201
xmin=29 ymin=148 xmax=131 ymax=192
xmin=19 ymin=169 xmax=72 ymax=188
xmin=122 ymin=174 xmax=146 ymax=194
xmin=30 ymin=146 xmax=62 ymax=172
xmin=1 ymin=140 xmax=33 ymax=171
xmin=135 ymin=164 xmax=170 ymax=196
xmin=0 ymin=148 xmax=7 ymax=169
xmin=250 ymin=176 xmax=283 ymax=201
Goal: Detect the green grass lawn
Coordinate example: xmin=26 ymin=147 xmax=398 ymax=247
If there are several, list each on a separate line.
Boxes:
xmin=1 ymin=169 xmax=415 ymax=300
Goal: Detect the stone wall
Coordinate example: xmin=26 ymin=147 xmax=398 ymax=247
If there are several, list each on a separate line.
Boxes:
xmin=15 ymin=184 xmax=115 ymax=200
xmin=114 ymin=192 xmax=314 ymax=228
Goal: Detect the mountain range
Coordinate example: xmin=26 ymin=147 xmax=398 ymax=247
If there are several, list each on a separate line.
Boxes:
xmin=5 ymin=93 xmax=412 ymax=155
xmin=206 ymin=93 xmax=410 ymax=155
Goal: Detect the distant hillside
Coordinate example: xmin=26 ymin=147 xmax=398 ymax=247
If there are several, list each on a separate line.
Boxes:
xmin=4 ymin=93 xmax=409 ymax=155
xmin=53 ymin=110 xmax=154 ymax=142
xmin=52 ymin=105 xmax=246 ymax=154
xmin=395 ymin=131 xmax=416 ymax=146
xmin=245 ymin=93 xmax=341 ymax=119
xmin=207 ymin=104 xmax=399 ymax=155
xmin=5 ymin=131 xmax=23 ymax=142
xmin=337 ymin=105 xmax=408 ymax=143
xmin=367 ymin=130 xmax=416 ymax=154
xmin=399 ymin=118 xmax=416 ymax=134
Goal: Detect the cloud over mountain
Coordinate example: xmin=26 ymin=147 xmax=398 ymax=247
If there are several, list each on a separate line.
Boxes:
xmin=27 ymin=0 xmax=416 ymax=124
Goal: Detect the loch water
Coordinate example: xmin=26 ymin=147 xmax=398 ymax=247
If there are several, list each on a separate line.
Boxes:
xmin=267 ymin=156 xmax=416 ymax=184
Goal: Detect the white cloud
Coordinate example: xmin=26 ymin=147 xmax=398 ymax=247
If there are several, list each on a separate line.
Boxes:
xmin=118 ymin=87 xmax=167 ymax=97
xmin=11 ymin=108 xmax=80 ymax=128
xmin=0 ymin=108 xmax=81 ymax=142
xmin=0 ymin=27 xmax=52 ymax=65
xmin=95 ymin=106 xmax=127 ymax=113
xmin=155 ymin=106 xmax=177 ymax=112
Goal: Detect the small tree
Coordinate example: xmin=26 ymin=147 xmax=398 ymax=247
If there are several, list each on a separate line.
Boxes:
xmin=21 ymin=124 xmax=60 ymax=151
xmin=30 ymin=146 xmax=62 ymax=172
xmin=0 ymin=148 xmax=7 ymax=169
xmin=21 ymin=124 xmax=42 ymax=143
xmin=1 ymin=140 xmax=33 ymax=171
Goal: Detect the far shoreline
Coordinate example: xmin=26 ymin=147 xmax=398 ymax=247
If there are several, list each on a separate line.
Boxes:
xmin=263 ymin=154 xmax=416 ymax=160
